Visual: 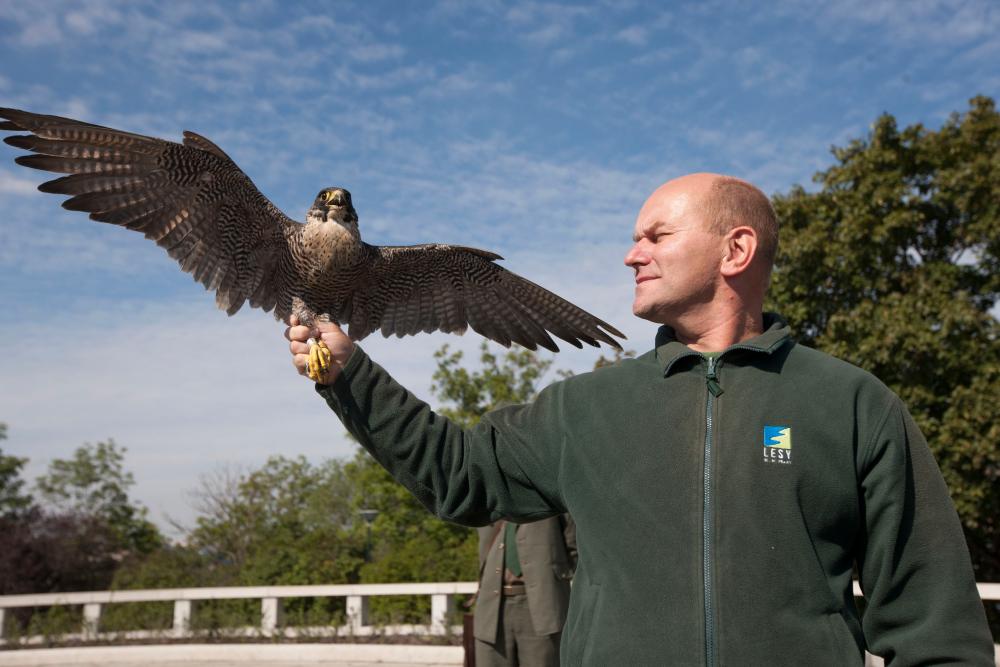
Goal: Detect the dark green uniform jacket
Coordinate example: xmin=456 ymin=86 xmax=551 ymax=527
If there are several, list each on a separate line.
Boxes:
xmin=318 ymin=314 xmax=993 ymax=666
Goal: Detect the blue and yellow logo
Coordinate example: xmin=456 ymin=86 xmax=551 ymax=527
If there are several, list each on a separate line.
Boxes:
xmin=763 ymin=425 xmax=792 ymax=464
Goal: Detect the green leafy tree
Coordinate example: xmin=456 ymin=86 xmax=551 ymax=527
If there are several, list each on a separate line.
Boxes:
xmin=0 ymin=425 xmax=122 ymax=628
xmin=186 ymin=455 xmax=362 ymax=586
xmin=591 ymin=348 xmax=638 ymax=370
xmin=0 ymin=509 xmax=120 ymax=597
xmin=106 ymin=544 xmax=240 ymax=634
xmin=111 ymin=457 xmax=360 ymax=633
xmin=343 ymin=451 xmax=477 ymax=623
xmin=769 ymin=96 xmax=999 ymax=628
xmin=431 ymin=342 xmax=554 ymax=427
xmin=0 ymin=423 xmax=33 ymax=519
xmin=35 ymin=440 xmax=162 ymax=554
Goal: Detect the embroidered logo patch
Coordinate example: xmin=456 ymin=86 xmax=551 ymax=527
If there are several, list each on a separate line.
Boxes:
xmin=763 ymin=425 xmax=792 ymax=464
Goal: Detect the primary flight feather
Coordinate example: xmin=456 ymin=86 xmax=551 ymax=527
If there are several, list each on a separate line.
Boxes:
xmin=0 ymin=108 xmax=625 ymax=355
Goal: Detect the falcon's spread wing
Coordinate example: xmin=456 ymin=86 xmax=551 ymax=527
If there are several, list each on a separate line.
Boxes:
xmin=0 ymin=108 xmax=300 ymax=319
xmin=2 ymin=107 xmax=627 ymax=352
xmin=345 ymin=243 xmax=625 ymax=352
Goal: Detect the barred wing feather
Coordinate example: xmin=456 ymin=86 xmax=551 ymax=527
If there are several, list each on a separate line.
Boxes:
xmin=347 ymin=243 xmax=624 ymax=352
xmin=0 ymin=108 xmax=302 ymax=321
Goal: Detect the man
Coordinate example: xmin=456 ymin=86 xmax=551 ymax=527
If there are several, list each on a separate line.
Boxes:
xmin=474 ymin=516 xmax=576 ymax=666
xmin=287 ymin=174 xmax=993 ymax=665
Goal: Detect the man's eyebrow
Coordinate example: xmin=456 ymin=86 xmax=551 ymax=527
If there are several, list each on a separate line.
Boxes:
xmin=633 ymin=220 xmax=665 ymax=242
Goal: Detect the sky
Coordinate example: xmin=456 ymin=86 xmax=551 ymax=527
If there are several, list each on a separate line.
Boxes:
xmin=0 ymin=0 xmax=997 ymax=533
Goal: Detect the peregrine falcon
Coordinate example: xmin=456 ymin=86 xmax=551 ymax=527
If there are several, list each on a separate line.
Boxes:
xmin=1 ymin=108 xmax=625 ymax=379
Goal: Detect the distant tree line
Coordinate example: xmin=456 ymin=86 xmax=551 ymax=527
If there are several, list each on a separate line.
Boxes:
xmin=0 ymin=96 xmax=996 ymax=639
xmin=768 ymin=95 xmax=999 ymax=596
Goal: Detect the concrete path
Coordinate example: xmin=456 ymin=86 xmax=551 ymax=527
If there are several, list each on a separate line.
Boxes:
xmin=0 ymin=644 xmax=464 ymax=666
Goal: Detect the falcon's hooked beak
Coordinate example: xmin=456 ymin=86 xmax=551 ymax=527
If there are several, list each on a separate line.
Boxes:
xmin=309 ymin=187 xmax=358 ymax=226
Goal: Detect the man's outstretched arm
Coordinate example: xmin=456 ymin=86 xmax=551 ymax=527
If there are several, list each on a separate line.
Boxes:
xmin=285 ymin=319 xmax=567 ymax=527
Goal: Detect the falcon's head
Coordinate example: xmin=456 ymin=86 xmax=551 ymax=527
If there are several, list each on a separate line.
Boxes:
xmin=308 ymin=187 xmax=358 ymax=227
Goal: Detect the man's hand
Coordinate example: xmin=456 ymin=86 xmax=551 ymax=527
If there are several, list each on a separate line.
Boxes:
xmin=285 ymin=315 xmax=356 ymax=385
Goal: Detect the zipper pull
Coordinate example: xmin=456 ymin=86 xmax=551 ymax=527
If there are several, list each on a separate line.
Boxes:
xmin=706 ymin=357 xmax=723 ymax=397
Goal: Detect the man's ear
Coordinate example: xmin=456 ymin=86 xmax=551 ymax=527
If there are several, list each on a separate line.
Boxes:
xmin=720 ymin=226 xmax=758 ymax=277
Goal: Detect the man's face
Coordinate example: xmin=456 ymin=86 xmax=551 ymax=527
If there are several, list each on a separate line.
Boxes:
xmin=624 ymin=181 xmax=724 ymax=324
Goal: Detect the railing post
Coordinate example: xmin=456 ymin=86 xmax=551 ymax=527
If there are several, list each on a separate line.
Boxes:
xmin=82 ymin=603 xmax=102 ymax=640
xmin=172 ymin=600 xmax=193 ymax=638
xmin=346 ymin=595 xmax=369 ymax=633
xmin=261 ymin=597 xmax=283 ymax=635
xmin=0 ymin=607 xmax=6 ymax=640
xmin=431 ymin=593 xmax=453 ymax=635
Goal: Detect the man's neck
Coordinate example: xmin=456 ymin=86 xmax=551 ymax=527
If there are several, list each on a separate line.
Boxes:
xmin=670 ymin=310 xmax=765 ymax=353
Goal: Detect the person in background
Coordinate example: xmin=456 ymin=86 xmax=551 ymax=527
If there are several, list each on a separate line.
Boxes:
xmin=474 ymin=516 xmax=576 ymax=666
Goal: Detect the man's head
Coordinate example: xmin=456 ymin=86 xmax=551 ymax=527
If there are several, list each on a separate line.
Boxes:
xmin=624 ymin=173 xmax=777 ymax=327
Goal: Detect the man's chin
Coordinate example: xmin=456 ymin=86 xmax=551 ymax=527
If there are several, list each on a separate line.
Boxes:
xmin=633 ymin=300 xmax=675 ymax=325
xmin=632 ymin=303 xmax=660 ymax=323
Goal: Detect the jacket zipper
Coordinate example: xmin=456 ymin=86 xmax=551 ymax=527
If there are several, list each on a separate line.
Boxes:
xmin=703 ymin=356 xmax=723 ymax=667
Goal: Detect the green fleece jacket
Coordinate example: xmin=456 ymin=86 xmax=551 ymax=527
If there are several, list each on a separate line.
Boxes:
xmin=318 ymin=314 xmax=993 ymax=665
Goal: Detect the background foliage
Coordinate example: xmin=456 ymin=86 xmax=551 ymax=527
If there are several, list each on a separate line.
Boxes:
xmin=769 ymin=96 xmax=999 ymax=580
xmin=769 ymin=96 xmax=999 ymax=632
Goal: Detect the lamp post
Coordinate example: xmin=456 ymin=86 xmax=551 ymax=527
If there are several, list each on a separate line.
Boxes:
xmin=359 ymin=509 xmax=379 ymax=563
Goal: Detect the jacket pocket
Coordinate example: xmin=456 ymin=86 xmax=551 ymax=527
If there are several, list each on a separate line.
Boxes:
xmin=564 ymin=580 xmax=600 ymax=665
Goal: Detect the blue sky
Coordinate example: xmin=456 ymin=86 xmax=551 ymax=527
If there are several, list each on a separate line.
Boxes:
xmin=0 ymin=0 xmax=996 ymax=531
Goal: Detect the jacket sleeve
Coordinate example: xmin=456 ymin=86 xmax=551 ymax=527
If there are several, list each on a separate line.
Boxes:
xmin=856 ymin=397 xmax=994 ymax=665
xmin=315 ymin=346 xmax=568 ymax=527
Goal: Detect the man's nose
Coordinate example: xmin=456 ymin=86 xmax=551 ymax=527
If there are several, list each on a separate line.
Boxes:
xmin=624 ymin=241 xmax=649 ymax=267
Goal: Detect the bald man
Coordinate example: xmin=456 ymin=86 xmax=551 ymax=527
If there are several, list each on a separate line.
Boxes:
xmin=287 ymin=174 xmax=993 ymax=665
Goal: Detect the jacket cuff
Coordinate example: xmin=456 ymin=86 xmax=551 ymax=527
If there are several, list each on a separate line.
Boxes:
xmin=314 ymin=344 xmax=369 ymax=409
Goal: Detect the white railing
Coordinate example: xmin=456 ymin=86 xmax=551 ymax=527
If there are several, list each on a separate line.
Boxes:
xmin=0 ymin=582 xmax=478 ymax=645
xmin=1 ymin=581 xmax=997 ymax=652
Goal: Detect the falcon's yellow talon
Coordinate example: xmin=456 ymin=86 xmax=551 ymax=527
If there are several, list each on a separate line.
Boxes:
xmin=316 ymin=339 xmax=332 ymax=372
xmin=309 ymin=346 xmax=320 ymax=380
xmin=305 ymin=337 xmax=333 ymax=382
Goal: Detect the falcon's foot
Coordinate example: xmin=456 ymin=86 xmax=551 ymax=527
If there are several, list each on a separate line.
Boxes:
xmin=305 ymin=337 xmax=333 ymax=382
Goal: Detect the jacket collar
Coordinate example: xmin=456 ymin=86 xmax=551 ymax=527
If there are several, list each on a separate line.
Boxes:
xmin=654 ymin=312 xmax=792 ymax=376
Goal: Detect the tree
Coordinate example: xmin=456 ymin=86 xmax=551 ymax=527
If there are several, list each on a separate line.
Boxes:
xmin=0 ymin=427 xmax=121 ymax=608
xmin=107 ymin=457 xmax=362 ymax=632
xmin=343 ymin=451 xmax=477 ymax=623
xmin=0 ymin=423 xmax=32 ymax=519
xmin=0 ymin=509 xmax=120 ymax=596
xmin=431 ymin=342 xmax=555 ymax=427
xmin=768 ymin=96 xmax=999 ymax=620
xmin=35 ymin=440 xmax=162 ymax=554
xmin=186 ymin=456 xmax=362 ymax=586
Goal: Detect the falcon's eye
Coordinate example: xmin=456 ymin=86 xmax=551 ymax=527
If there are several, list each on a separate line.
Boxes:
xmin=321 ymin=191 xmax=335 ymax=203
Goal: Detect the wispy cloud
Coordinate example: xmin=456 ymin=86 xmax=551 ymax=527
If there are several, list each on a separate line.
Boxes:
xmin=0 ymin=171 xmax=38 ymax=195
xmin=615 ymin=25 xmax=649 ymax=46
xmin=819 ymin=0 xmax=999 ymax=45
xmin=64 ymin=3 xmax=124 ymax=35
xmin=504 ymin=2 xmax=595 ymax=46
xmin=351 ymin=43 xmax=406 ymax=63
